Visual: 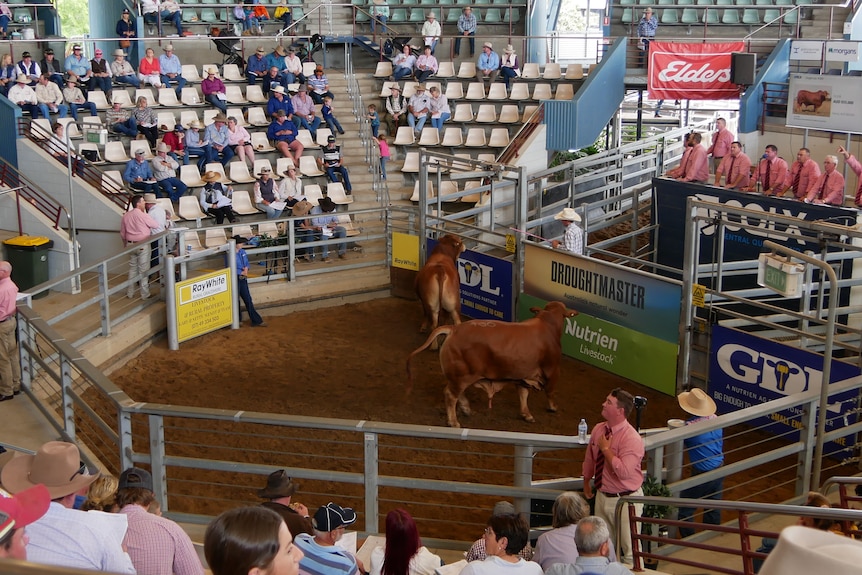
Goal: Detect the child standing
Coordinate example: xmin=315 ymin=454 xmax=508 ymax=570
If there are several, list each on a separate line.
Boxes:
xmin=321 ymin=96 xmax=345 ymax=135
xmin=377 ymin=135 xmax=390 ymax=180
xmin=367 ymin=103 xmax=380 ymax=138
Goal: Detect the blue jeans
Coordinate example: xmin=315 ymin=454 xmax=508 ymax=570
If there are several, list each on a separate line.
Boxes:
xmin=160 ymin=74 xmax=186 ymax=95
xmin=185 ymin=145 xmax=214 ymax=170
xmin=92 ymin=76 xmax=111 ymax=93
xmin=256 ymin=202 xmax=284 ymax=219
xmin=37 ymin=104 xmax=67 ymax=119
xmin=237 ymin=276 xmax=263 ymax=325
xmin=371 ymin=14 xmax=387 ymax=33
xmin=677 ymin=473 xmax=724 ymax=538
xmin=431 ymin=112 xmax=450 ymax=131
xmin=310 ymin=91 xmax=334 ymax=105
xmin=501 ymin=66 xmax=518 ymax=89
xmin=112 ymin=117 xmax=138 ymax=137
xmin=393 ymin=66 xmax=413 ymax=81
xmin=380 ymin=156 xmax=387 ymax=179
xmin=145 ymin=10 xmax=183 ymax=34
xmin=320 ymin=226 xmax=346 ymax=258
xmin=206 ymin=94 xmax=228 ymax=113
xmin=294 ymin=115 xmax=321 ymax=137
xmin=130 ymin=180 xmax=159 ymax=194
xmin=212 ymin=144 xmax=234 ymax=166
xmin=114 ymin=74 xmax=140 ymax=88
xmin=454 ymin=32 xmax=474 ymax=56
xmin=0 ymin=14 xmax=9 ymax=34
xmin=325 ymin=165 xmax=351 ymax=192
xmin=68 ymin=102 xmax=97 ymax=121
xmin=324 ymin=115 xmax=343 ymax=134
xmin=407 ymin=112 xmax=427 ymax=133
xmin=157 ymin=177 xmax=187 ymax=202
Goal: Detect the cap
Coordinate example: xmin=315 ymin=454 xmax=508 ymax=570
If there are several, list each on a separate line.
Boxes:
xmin=174 ymin=124 xmax=184 ymax=132
xmin=135 ymin=150 xmax=145 ymax=156
xmin=44 ymin=48 xmax=54 ymax=55
xmin=21 ymin=51 xmax=30 ymax=58
xmin=327 ymin=135 xmax=336 ymax=142
xmin=118 ymin=467 xmax=154 ymax=492
xmin=72 ymin=44 xmax=82 ymax=50
xmin=122 ymin=8 xmax=130 ymax=13
xmin=313 ymin=502 xmax=357 ymax=532
xmin=232 ymin=235 xmax=250 ymax=245
xmin=0 ymin=484 xmax=51 ymax=540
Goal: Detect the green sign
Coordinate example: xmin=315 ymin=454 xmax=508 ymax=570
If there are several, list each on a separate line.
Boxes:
xmin=764 ymin=265 xmax=787 ymax=293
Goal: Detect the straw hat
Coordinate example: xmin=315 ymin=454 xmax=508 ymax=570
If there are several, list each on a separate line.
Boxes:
xmin=156 ymin=142 xmax=170 ymax=153
xmin=206 ymin=67 xmax=219 ymax=76
xmin=201 ymin=171 xmax=222 ymax=183
xmin=189 ymin=120 xmax=202 ymax=129
xmin=213 ymin=113 xmax=227 ymax=123
xmin=677 ymin=388 xmax=716 ymax=417
xmin=256 ymin=46 xmax=266 ymax=54
xmin=272 ymin=85 xmax=285 ymax=94
xmin=483 ymin=42 xmax=493 ymax=49
xmin=274 ymin=45 xmax=287 ymax=56
xmin=504 ymin=44 xmax=515 ymax=54
xmin=554 ymin=207 xmax=581 ymax=222
xmin=163 ymin=44 xmax=174 ymax=52
xmin=113 ymin=49 xmax=126 ymax=57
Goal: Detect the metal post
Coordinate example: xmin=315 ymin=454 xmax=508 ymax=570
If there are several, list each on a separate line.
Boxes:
xmin=118 ymin=409 xmax=133 ymax=471
xmin=679 ymin=196 xmax=699 ymax=389
xmin=65 ymin=129 xmax=80 ymax=292
xmin=363 ymin=433 xmax=379 ymax=534
xmin=513 ymin=445 xmax=533 ymax=517
xmin=762 ymin=240 xmax=837 ymax=489
xmin=149 ymin=414 xmax=168 ymax=511
xmin=61 ymin=353 xmax=76 ymax=440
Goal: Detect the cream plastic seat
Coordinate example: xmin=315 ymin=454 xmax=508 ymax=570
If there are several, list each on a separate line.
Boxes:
xmin=452 ymin=103 xmax=474 ymax=122
xmin=88 ymin=90 xmax=110 ymax=110
xmin=255 ymin=158 xmax=278 ymax=178
xmin=29 ymin=118 xmax=51 ymax=140
xmin=204 ymin=162 xmax=232 ymax=184
xmin=555 ymin=84 xmax=574 ymax=100
xmin=230 ymin=190 xmax=261 ymax=215
xmin=374 ymin=61 xmax=393 ymax=77
xmin=229 ymin=161 xmax=256 ymax=183
xmin=247 ymin=107 xmax=269 ymax=127
xmin=231 ymin=224 xmax=254 ymax=238
xmin=444 ymin=82 xmax=464 ymax=100
xmin=181 ymin=87 xmax=204 ymax=106
xmin=520 ymin=62 xmax=540 ymax=79
xmin=180 ymin=230 xmax=204 ymax=251
xmin=157 ymin=112 xmax=178 ymax=131
xmin=158 ymin=88 xmax=181 ymax=106
xmin=226 ymin=108 xmax=246 ymax=126
xmin=410 ymin=180 xmax=435 ymax=201
xmin=225 ymin=85 xmax=248 ymax=104
xmin=179 ymin=110 xmax=200 ymax=128
xmin=77 ymin=142 xmax=104 ymax=163
xmin=202 ymin=109 xmax=220 ymax=126
xmin=498 ymin=104 xmax=519 ymax=123
xmin=257 ymin=221 xmax=280 ymax=237
xmin=464 ymin=128 xmax=487 ymax=147
xmin=82 ymin=116 xmax=103 ymax=129
xmin=178 ymin=196 xmax=210 ymax=225
xmin=489 ymin=128 xmax=510 ymax=147
xmin=401 ymin=151 xmax=420 ymax=173
xmin=418 ymin=128 xmax=439 ymax=146
xmin=299 ymin=156 xmax=324 ymax=177
xmin=486 ymin=83 xmax=508 ymax=100
xmin=154 ymin=198 xmax=180 ymax=221
xmin=316 ymin=128 xmax=333 ymax=147
xmin=296 ymin=130 xmax=315 ymax=148
xmin=436 ymin=61 xmax=455 ymax=78
xmin=378 ymin=81 xmax=398 ymax=98
xmin=128 ymin=140 xmax=153 ymax=160
xmin=394 ymin=126 xmax=415 ymax=146
xmin=303 ymin=183 xmax=323 ymax=206
xmin=180 ymin=165 xmax=207 ymax=187
xmin=250 ymin=132 xmax=275 ymax=152
xmin=532 ymin=83 xmax=553 ymax=100
xmin=402 ymin=83 xmax=416 ymax=98
xmin=327 ymin=182 xmax=354 ymax=205
xmin=509 ymin=83 xmax=530 ymax=100
xmin=438 ymin=180 xmax=458 ymax=200
xmin=57 ymin=117 xmax=81 ymax=139
xmin=456 ymin=61 xmax=476 ymax=78
xmin=101 ymin=170 xmax=125 ymax=192
xmin=112 ymin=90 xmax=134 ymax=108
xmin=461 ymin=180 xmax=483 ymax=203
xmin=136 ymin=88 xmax=159 ymax=107
xmin=543 ymin=62 xmax=562 ymax=80
xmin=104 ymin=141 xmax=129 ymax=163
xmin=465 ymin=83 xmax=486 ymax=100
xmin=336 ymin=214 xmax=360 ymax=236
xmin=222 ymin=64 xmax=244 ymax=82
xmin=302 ymin=62 xmax=317 ymax=77
xmin=182 ymin=64 xmax=203 ymax=82
xmin=521 ymin=105 xmax=539 ymax=122
xmin=274 ymin=157 xmax=295 ymax=176
xmin=205 ymin=228 xmax=228 ymax=248
xmin=246 ymin=85 xmax=267 ymax=103
xmin=565 ymin=64 xmax=584 ymax=79
xmin=475 ymin=104 xmax=497 ymax=122
xmin=440 ymin=127 xmax=463 ymax=147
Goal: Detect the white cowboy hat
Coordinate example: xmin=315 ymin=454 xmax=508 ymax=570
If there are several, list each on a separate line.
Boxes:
xmin=760 ymin=526 xmax=862 ymax=575
xmin=677 ymin=387 xmax=716 ymax=417
xmin=554 ymin=207 xmax=581 ymax=222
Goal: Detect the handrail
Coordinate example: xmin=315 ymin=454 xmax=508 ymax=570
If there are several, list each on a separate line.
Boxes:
xmin=497 ymin=103 xmax=544 ymax=165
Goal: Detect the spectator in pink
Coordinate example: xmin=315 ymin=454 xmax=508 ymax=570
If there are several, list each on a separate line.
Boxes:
xmin=714 ymin=141 xmax=751 ymax=190
xmin=805 ymin=155 xmax=845 ymax=206
xmin=676 ymin=132 xmax=709 ymax=184
xmin=202 ymin=67 xmax=227 ymax=113
xmin=838 ymin=146 xmax=862 ymax=207
xmin=746 ymin=144 xmax=788 ymax=196
xmin=706 ymin=117 xmax=733 ymax=173
xmin=780 ymin=147 xmax=820 ymax=200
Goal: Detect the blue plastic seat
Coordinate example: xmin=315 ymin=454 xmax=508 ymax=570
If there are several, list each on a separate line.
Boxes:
xmin=722 ymin=8 xmax=740 ymax=22
xmin=409 ymin=8 xmax=425 ymax=22
xmin=763 ymin=8 xmax=780 ymax=21
xmin=389 ymin=8 xmax=407 ymax=21
xmin=742 ymin=8 xmax=760 ymax=22
xmin=621 ymin=7 xmax=634 ymax=22
xmin=484 ymin=7 xmax=502 ymax=22
xmin=661 ymin=8 xmax=679 ymax=22
xmin=703 ymin=8 xmax=719 ymax=21
xmin=681 ymin=7 xmax=699 ymax=22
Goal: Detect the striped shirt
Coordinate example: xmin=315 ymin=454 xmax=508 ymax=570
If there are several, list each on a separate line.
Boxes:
xmin=121 ymin=504 xmax=203 ymax=575
xmin=295 ymin=533 xmax=359 ymax=575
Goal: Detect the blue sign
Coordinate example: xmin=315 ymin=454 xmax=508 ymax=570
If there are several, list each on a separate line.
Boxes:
xmin=427 ymin=238 xmax=514 ymax=322
xmin=709 ymin=325 xmax=859 ymax=457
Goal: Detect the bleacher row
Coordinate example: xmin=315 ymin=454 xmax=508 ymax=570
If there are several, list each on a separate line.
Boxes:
xmin=373 ymin=60 xmax=589 ymax=81
xmin=355 ymin=7 xmax=522 ymax=25
xmin=618 ymin=0 xmax=809 ymax=24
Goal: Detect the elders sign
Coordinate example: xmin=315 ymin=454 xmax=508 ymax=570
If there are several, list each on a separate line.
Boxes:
xmin=648 ymin=42 xmax=744 ymax=100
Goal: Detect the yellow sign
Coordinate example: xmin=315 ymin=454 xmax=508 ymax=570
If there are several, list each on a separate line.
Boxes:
xmin=175 ymin=269 xmax=234 ymax=342
xmin=391 ymin=232 xmax=420 ymax=271
xmin=505 ymin=233 xmax=516 ymax=253
xmin=692 ymin=284 xmax=706 ymax=308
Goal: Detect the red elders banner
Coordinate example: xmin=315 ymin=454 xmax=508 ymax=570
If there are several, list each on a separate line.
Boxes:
xmin=648 ymin=42 xmax=744 ymax=100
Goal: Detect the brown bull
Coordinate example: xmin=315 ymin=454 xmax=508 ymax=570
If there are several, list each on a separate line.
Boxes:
xmin=796 ymin=90 xmax=830 ymax=113
xmin=415 ymin=235 xmax=465 ymax=349
xmin=407 ymin=301 xmax=577 ymax=428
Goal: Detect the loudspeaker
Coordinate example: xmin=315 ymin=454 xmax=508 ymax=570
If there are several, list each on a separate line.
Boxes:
xmin=731 ymin=52 xmax=756 ymax=85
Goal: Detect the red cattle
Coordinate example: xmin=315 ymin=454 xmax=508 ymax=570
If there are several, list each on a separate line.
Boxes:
xmin=406 ymin=301 xmax=577 ymax=428
xmin=415 ymin=235 xmax=465 ymax=349
xmin=796 ymin=90 xmax=830 ymax=113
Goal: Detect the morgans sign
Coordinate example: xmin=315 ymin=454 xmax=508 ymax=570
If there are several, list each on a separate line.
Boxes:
xmin=648 ymin=41 xmax=743 ymax=100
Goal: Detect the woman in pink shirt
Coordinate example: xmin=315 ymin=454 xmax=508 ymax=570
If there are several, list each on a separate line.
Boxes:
xmin=226 ymin=116 xmax=255 ymax=169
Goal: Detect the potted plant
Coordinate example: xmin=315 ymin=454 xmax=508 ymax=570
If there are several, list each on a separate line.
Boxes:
xmin=640 ymin=475 xmax=672 ymax=570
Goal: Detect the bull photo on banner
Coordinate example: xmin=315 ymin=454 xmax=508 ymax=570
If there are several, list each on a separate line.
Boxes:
xmin=786 ymin=73 xmax=862 ymax=134
xmin=648 ymin=41 xmax=744 ymax=101
xmin=709 ymin=325 xmax=859 ymax=457
xmin=522 ymin=244 xmax=681 ymax=394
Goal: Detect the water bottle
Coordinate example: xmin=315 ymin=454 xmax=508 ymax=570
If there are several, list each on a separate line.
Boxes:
xmin=578 ymin=418 xmax=588 ymax=444
xmin=186 ymin=244 xmax=191 ymax=255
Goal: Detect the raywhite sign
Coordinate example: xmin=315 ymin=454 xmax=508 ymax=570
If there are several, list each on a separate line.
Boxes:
xmin=789 ymin=40 xmax=824 ymax=61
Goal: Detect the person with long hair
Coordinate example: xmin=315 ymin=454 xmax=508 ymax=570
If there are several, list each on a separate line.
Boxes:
xmin=81 ymin=474 xmax=120 ymax=513
xmin=369 ymin=509 xmax=441 ymax=575
xmin=132 ymin=96 xmax=159 ymax=148
xmin=205 ymin=506 xmax=303 ymax=575
xmin=461 ymin=514 xmax=541 ymax=575
xmin=533 ymin=492 xmax=617 ymax=570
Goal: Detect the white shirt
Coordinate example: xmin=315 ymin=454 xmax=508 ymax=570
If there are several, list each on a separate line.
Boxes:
xmin=369 ymin=546 xmax=441 ymax=575
xmin=461 ymin=556 xmax=543 ymax=575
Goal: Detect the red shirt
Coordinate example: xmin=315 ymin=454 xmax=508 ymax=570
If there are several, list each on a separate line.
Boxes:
xmin=162 ymin=131 xmax=184 ymax=153
xmin=139 ymin=57 xmax=160 ymax=76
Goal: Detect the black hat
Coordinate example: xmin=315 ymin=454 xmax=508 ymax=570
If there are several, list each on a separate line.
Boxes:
xmin=327 ymin=135 xmax=336 ymax=143
xmin=232 ymin=235 xmax=250 ymax=245
xmin=257 ymin=469 xmax=298 ymax=499
xmin=44 ymin=48 xmax=54 ymax=55
xmin=313 ymin=503 xmax=357 ymax=531
xmin=118 ymin=467 xmax=154 ymax=492
xmin=319 ymin=196 xmax=337 ymax=213
xmin=21 ymin=51 xmax=31 ymax=58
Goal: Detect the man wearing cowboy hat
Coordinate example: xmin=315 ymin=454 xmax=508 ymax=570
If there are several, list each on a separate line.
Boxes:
xmin=283 ymin=47 xmax=305 ymax=85
xmin=295 ymin=503 xmax=360 ymax=575
xmin=199 ymin=171 xmax=237 ymax=224
xmin=7 ymin=75 xmax=41 ymax=118
xmin=421 ymin=11 xmax=441 ymax=54
xmin=253 ymin=165 xmax=285 ymax=219
xmin=202 ymin=66 xmax=228 ymax=113
xmin=258 ymin=469 xmax=313 ymax=537
xmin=62 ymin=75 xmax=97 ymax=122
xmin=476 ymin=41 xmax=500 ymax=83
xmin=551 ymin=207 xmax=584 ymax=255
xmin=110 ymin=49 xmax=140 ymax=88
xmin=309 ymin=196 xmax=347 ymax=262
xmin=247 ymin=46 xmax=269 ymax=85
xmin=265 ymin=45 xmax=288 ymax=76
xmin=0 ymin=441 xmax=135 ymax=572
xmin=455 ymin=6 xmax=477 ymax=57
xmin=184 ymin=120 xmax=215 ymax=171
xmin=676 ymin=387 xmax=724 ymax=537
xmin=267 ymin=84 xmax=294 ymax=121
xmin=384 ymin=84 xmax=406 ymax=136
xmin=107 ymin=96 xmax=137 ymax=137
xmin=407 ymin=83 xmax=430 ymax=135
xmin=290 ymin=85 xmax=321 ymax=139
xmin=204 ymin=114 xmax=235 ymax=166
xmin=159 ymin=44 xmax=187 ymax=97
xmin=232 ymin=236 xmax=266 ymax=327
xmin=0 ymin=483 xmax=51 ymax=560
xmin=116 ymin=467 xmax=203 ymax=575
xmin=152 ymin=142 xmax=187 ymax=202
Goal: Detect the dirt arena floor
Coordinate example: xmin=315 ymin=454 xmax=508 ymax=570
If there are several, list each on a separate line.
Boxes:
xmin=109 ymin=296 xmax=847 ymax=539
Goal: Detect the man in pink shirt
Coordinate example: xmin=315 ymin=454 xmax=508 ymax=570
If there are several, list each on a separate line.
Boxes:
xmin=678 ymin=133 xmax=709 ymax=183
xmin=838 ymin=146 xmax=862 ymax=207
xmin=706 ymin=117 xmax=733 ymax=173
xmin=582 ymin=387 xmax=644 ymax=564
xmin=746 ymin=144 xmax=788 ymax=196
xmin=779 ymin=147 xmax=820 ymax=200
xmin=665 ymin=132 xmax=693 ymax=179
xmin=805 ymin=155 xmax=845 ymax=206
xmin=120 ymin=194 xmax=161 ymax=300
xmin=0 ymin=260 xmax=21 ymax=401
xmin=714 ymin=142 xmax=751 ymax=190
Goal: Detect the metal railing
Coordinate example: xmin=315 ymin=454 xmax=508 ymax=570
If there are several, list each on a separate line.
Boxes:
xmin=0 ymin=151 xmax=70 ymax=235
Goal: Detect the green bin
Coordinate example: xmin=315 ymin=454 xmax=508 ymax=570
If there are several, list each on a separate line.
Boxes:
xmin=3 ymin=236 xmax=54 ymax=299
